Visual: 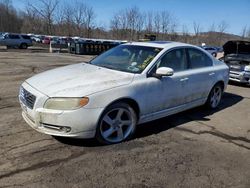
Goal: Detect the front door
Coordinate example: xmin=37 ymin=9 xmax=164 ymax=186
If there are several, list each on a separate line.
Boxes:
xmin=138 ymin=48 xmax=190 ymax=116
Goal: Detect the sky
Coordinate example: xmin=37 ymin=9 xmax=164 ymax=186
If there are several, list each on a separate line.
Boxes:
xmin=12 ymin=0 xmax=250 ymax=35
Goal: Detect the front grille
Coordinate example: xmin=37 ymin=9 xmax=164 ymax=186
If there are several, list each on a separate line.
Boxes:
xmin=19 ymin=87 xmax=36 ymax=109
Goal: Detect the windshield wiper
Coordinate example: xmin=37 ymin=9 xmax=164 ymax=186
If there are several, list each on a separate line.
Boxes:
xmin=99 ymin=64 xmax=118 ymax=70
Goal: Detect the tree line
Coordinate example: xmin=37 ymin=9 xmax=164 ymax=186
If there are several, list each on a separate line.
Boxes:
xmin=0 ymin=0 xmax=250 ymax=46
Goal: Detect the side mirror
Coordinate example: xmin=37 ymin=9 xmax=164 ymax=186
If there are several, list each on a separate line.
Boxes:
xmin=155 ymin=67 xmax=174 ymax=77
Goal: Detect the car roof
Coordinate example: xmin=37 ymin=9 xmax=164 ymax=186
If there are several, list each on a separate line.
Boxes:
xmin=124 ymin=41 xmax=195 ymax=49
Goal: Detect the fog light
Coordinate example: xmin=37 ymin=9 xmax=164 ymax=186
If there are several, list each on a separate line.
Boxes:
xmin=42 ymin=123 xmax=71 ymax=133
xmin=60 ymin=126 xmax=71 ymax=133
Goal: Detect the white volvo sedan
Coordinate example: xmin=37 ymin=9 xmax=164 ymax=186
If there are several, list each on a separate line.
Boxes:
xmin=19 ymin=41 xmax=229 ymax=144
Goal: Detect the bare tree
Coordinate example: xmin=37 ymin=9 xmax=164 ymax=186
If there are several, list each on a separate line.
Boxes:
xmin=160 ymin=11 xmax=171 ymax=35
xmin=217 ymin=20 xmax=229 ymax=33
xmin=241 ymin=25 xmax=247 ymax=39
xmin=110 ymin=7 xmax=143 ymax=41
xmin=84 ymin=5 xmax=95 ymax=38
xmin=27 ymin=0 xmax=59 ymax=35
xmin=110 ymin=8 xmax=179 ymax=41
xmin=193 ymin=21 xmax=202 ymax=44
xmin=110 ymin=13 xmax=121 ymax=39
xmin=153 ymin=12 xmax=161 ymax=36
xmin=0 ymin=0 xmax=22 ymax=32
xmin=1 ymin=0 xmax=244 ymax=44
xmin=56 ymin=3 xmax=75 ymax=36
xmin=21 ymin=6 xmax=43 ymax=34
xmin=126 ymin=6 xmax=142 ymax=40
xmin=193 ymin=21 xmax=201 ymax=36
xmin=208 ymin=23 xmax=216 ymax=32
xmin=205 ymin=23 xmax=217 ymax=45
xmin=135 ymin=12 xmax=144 ymax=40
xmin=181 ymin=24 xmax=189 ymax=43
xmin=110 ymin=10 xmax=128 ymax=39
xmin=72 ymin=1 xmax=86 ymax=36
xmin=145 ymin=11 xmax=153 ymax=33
xmin=217 ymin=20 xmax=229 ymax=45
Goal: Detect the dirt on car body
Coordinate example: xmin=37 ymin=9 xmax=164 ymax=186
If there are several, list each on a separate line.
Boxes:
xmin=0 ymin=51 xmax=249 ymax=187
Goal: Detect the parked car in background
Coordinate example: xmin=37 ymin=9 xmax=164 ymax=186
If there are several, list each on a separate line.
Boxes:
xmin=38 ymin=35 xmax=45 ymax=42
xmin=42 ymin=36 xmax=51 ymax=44
xmin=202 ymin=46 xmax=218 ymax=57
xmin=215 ymin=46 xmax=223 ymax=53
xmin=50 ymin=37 xmax=68 ymax=45
xmin=222 ymin=40 xmax=250 ymax=84
xmin=31 ymin=36 xmax=42 ymax=43
xmin=19 ymin=41 xmax=229 ymax=144
xmin=0 ymin=33 xmax=33 ymax=49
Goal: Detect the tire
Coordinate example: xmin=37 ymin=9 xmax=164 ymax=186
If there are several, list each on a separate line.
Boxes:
xmin=212 ymin=52 xmax=217 ymax=57
xmin=20 ymin=43 xmax=28 ymax=49
xmin=206 ymin=83 xmax=223 ymax=109
xmin=96 ymin=102 xmax=137 ymax=145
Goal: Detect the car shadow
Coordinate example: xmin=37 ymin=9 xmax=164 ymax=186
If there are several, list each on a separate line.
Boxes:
xmin=135 ymin=92 xmax=243 ymax=139
xmin=54 ymin=92 xmax=243 ymax=147
xmin=53 ymin=136 xmax=101 ymax=147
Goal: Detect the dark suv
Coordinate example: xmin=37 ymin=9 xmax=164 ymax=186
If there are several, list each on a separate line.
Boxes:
xmin=0 ymin=33 xmax=33 ymax=49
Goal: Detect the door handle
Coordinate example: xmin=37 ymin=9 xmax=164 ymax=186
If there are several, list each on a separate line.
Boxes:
xmin=180 ymin=78 xmax=189 ymax=82
xmin=209 ymin=72 xmax=215 ymax=76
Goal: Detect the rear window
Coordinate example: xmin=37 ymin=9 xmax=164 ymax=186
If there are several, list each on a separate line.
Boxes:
xmin=188 ymin=48 xmax=213 ymax=68
xmin=21 ymin=35 xmax=31 ymax=39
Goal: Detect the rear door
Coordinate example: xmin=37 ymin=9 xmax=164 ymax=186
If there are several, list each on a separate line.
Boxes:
xmin=21 ymin=35 xmax=32 ymax=45
xmin=184 ymin=48 xmax=215 ymax=102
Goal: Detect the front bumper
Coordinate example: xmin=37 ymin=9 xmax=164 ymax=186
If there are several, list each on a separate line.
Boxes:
xmin=229 ymin=71 xmax=250 ymax=83
xmin=19 ymin=82 xmax=104 ymax=139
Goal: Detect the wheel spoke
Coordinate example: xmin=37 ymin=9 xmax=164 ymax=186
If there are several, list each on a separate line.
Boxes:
xmin=103 ymin=127 xmax=115 ymax=138
xmin=215 ymin=89 xmax=220 ymax=97
xmin=116 ymin=109 xmax=124 ymax=120
xmin=103 ymin=115 xmax=113 ymax=126
xmin=211 ymin=95 xmax=215 ymax=103
xmin=117 ymin=128 xmax=124 ymax=140
xmin=213 ymin=100 xmax=216 ymax=107
xmin=211 ymin=95 xmax=216 ymax=107
xmin=121 ymin=120 xmax=132 ymax=126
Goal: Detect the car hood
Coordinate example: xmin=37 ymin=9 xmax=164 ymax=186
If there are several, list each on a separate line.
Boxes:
xmin=223 ymin=40 xmax=250 ymax=56
xmin=26 ymin=63 xmax=134 ymax=97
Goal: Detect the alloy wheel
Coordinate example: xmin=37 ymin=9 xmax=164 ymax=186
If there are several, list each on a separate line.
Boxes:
xmin=210 ymin=85 xmax=222 ymax=108
xmin=99 ymin=106 xmax=136 ymax=143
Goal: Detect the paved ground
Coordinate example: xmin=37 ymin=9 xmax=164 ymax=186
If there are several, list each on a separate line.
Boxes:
xmin=0 ymin=51 xmax=249 ymax=188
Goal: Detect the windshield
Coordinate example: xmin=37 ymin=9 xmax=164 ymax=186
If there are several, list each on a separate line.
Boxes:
xmin=90 ymin=45 xmax=162 ymax=73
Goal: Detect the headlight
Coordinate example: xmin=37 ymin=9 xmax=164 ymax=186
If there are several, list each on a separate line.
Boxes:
xmin=44 ymin=97 xmax=89 ymax=110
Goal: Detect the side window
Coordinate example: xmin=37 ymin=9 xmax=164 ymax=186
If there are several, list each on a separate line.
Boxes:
xmin=9 ymin=35 xmax=20 ymax=39
xmin=21 ymin=35 xmax=31 ymax=39
xmin=188 ymin=48 xmax=213 ymax=68
xmin=157 ymin=49 xmax=188 ymax=72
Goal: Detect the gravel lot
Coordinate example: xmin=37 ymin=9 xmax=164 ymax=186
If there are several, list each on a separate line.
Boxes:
xmin=0 ymin=50 xmax=249 ymax=188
